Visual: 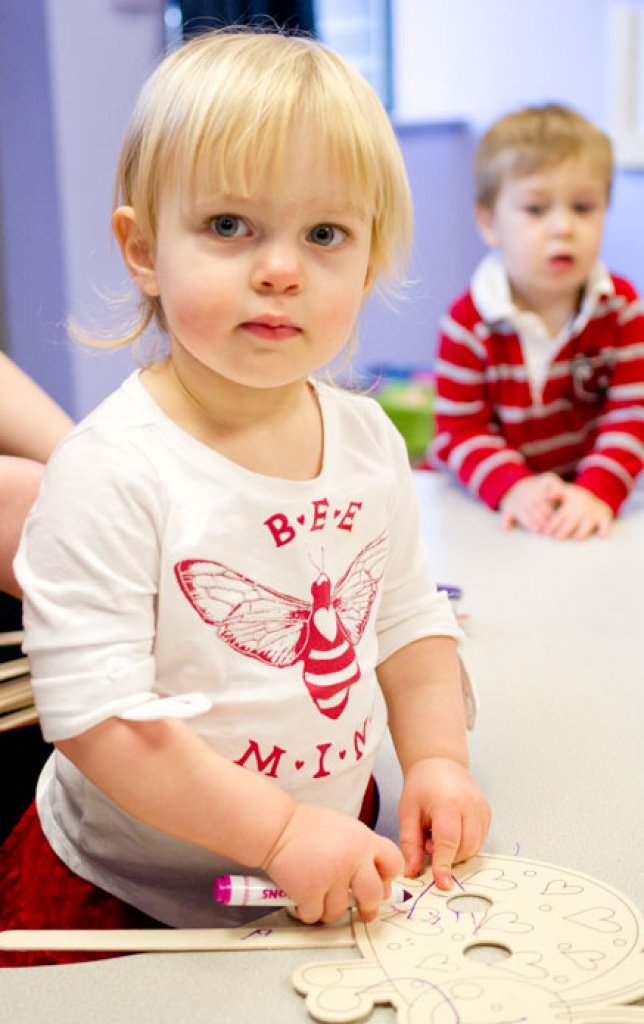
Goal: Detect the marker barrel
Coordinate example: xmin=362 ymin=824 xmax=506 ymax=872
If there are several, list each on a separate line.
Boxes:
xmin=213 ymin=874 xmax=411 ymax=908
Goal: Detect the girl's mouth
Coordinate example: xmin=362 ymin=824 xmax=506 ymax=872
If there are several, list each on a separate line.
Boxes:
xmin=241 ymin=321 xmax=302 ymax=341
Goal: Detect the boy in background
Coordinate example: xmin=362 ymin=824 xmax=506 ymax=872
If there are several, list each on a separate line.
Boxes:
xmin=432 ymin=103 xmax=644 ymax=540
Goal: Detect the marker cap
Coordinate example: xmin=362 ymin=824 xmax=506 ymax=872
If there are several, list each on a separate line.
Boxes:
xmin=213 ymin=876 xmax=232 ymax=905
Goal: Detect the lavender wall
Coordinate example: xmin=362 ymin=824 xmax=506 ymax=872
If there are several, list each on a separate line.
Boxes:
xmin=0 ymin=0 xmax=162 ymax=419
xmin=358 ymin=122 xmax=483 ymax=377
xmin=0 ymin=2 xmax=73 ymax=411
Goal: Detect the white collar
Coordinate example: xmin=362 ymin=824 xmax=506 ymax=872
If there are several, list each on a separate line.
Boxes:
xmin=471 ymin=251 xmax=614 ymax=337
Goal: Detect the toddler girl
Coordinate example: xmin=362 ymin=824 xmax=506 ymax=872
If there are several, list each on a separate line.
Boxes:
xmin=2 ymin=28 xmax=490 ymax=965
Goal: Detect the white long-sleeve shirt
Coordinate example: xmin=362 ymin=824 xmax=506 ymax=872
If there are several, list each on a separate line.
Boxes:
xmin=15 ymin=372 xmax=461 ymax=927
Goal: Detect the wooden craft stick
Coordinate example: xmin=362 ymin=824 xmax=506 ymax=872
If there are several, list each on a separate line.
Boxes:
xmin=0 ymin=705 xmax=39 ymax=733
xmin=0 ymin=631 xmax=23 ymax=647
xmin=0 ymin=925 xmax=356 ymax=953
xmin=0 ymin=657 xmax=29 ymax=682
xmin=0 ymin=677 xmax=34 ymax=714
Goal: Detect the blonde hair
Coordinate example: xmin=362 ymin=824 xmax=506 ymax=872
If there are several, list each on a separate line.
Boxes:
xmin=475 ymin=102 xmax=614 ymax=210
xmin=110 ymin=28 xmax=412 ymax=349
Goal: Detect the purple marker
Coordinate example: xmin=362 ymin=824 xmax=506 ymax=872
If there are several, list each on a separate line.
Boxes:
xmin=213 ymin=874 xmax=412 ymax=908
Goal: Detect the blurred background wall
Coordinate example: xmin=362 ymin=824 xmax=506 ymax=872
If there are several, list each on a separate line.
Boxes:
xmin=1 ymin=0 xmax=642 ymax=419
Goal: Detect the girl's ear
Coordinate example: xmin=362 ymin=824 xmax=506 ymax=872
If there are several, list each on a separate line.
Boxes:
xmin=474 ymin=204 xmax=499 ymax=247
xmin=112 ymin=206 xmax=160 ymax=296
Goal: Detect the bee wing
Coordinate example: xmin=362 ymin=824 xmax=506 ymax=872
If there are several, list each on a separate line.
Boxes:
xmin=332 ymin=532 xmax=388 ymax=645
xmin=175 ymin=560 xmax=311 ymax=667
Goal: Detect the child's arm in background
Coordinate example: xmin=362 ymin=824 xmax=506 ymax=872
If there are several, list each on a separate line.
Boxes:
xmin=433 ymin=307 xmax=534 ymax=510
xmin=0 ymin=353 xmax=73 ymax=595
xmin=377 ymin=635 xmax=491 ymax=890
xmin=499 ymin=472 xmax=566 ymax=534
xmin=57 ymin=716 xmax=403 ymax=925
xmin=570 ymin=279 xmax=644 ymax=524
xmin=0 ymin=457 xmax=47 ymax=596
xmin=508 ymin=279 xmax=644 ymax=540
xmin=541 ymin=484 xmax=613 ymax=540
xmin=0 ymin=351 xmax=72 ymax=462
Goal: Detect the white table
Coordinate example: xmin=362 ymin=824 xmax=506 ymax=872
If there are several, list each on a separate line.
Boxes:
xmin=378 ymin=473 xmax=644 ymax=910
xmin=3 ymin=472 xmax=643 ymax=1022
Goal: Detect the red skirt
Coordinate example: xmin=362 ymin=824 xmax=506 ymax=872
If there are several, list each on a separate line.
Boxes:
xmin=0 ymin=801 xmax=163 ymax=967
xmin=0 ymin=777 xmax=379 ymax=968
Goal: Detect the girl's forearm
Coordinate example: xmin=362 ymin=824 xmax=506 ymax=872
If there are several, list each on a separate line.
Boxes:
xmin=377 ymin=636 xmax=469 ymax=774
xmin=56 ymin=716 xmax=296 ymax=868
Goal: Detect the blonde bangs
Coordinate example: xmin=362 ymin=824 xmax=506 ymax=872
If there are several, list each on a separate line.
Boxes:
xmin=116 ymin=30 xmax=411 ymax=287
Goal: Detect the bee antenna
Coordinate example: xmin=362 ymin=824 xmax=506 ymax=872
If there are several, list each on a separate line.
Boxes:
xmin=308 ymin=547 xmax=325 ymax=574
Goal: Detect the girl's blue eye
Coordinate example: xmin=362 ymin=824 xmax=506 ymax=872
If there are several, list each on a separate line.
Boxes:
xmin=211 ymin=215 xmax=247 ymax=237
xmin=309 ymin=223 xmax=346 ymax=247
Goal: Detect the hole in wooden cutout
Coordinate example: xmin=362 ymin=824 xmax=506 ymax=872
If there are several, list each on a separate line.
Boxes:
xmin=463 ymin=941 xmax=512 ymax=965
xmin=446 ymin=893 xmax=493 ymax=914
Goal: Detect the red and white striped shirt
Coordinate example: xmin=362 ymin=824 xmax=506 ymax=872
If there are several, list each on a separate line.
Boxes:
xmin=432 ymin=255 xmax=644 ymax=513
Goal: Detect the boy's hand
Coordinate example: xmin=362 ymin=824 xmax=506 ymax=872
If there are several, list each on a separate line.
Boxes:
xmin=499 ymin=473 xmax=565 ymax=533
xmin=262 ymin=803 xmax=403 ymax=924
xmin=542 ymin=483 xmax=613 ymax=540
xmin=398 ymin=757 xmax=491 ymax=890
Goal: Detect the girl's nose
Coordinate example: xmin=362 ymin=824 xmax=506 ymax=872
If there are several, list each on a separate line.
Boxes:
xmin=251 ymin=242 xmax=303 ymax=294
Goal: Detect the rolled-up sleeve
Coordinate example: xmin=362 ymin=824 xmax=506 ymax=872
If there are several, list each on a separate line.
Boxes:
xmin=14 ymin=430 xmax=164 ymax=742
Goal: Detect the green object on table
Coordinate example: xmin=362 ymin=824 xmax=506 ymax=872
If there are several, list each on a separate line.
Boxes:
xmin=375 ymin=381 xmax=435 ymax=466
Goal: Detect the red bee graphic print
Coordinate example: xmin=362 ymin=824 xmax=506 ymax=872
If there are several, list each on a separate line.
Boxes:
xmin=174 ymin=532 xmax=387 ymax=720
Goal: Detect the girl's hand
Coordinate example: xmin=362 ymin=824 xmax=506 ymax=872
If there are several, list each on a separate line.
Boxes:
xmin=261 ymin=803 xmax=403 ymax=924
xmin=398 ymin=757 xmax=491 ymax=890
xmin=541 ymin=484 xmax=613 ymax=540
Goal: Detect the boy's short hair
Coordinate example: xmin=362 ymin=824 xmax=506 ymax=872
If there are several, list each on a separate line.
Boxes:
xmin=475 ymin=102 xmax=614 ymax=209
xmin=115 ymin=28 xmax=412 ymax=328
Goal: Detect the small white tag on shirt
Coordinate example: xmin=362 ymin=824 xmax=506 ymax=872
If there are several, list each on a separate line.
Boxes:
xmin=118 ymin=693 xmax=213 ymax=721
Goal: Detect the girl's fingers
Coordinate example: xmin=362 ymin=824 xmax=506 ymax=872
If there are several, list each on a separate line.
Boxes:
xmin=350 ymin=863 xmax=389 ymax=922
xmin=428 ymin=803 xmax=462 ymax=890
xmin=322 ymin=883 xmax=353 ymax=923
xmin=294 ymin=893 xmax=326 ymax=925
